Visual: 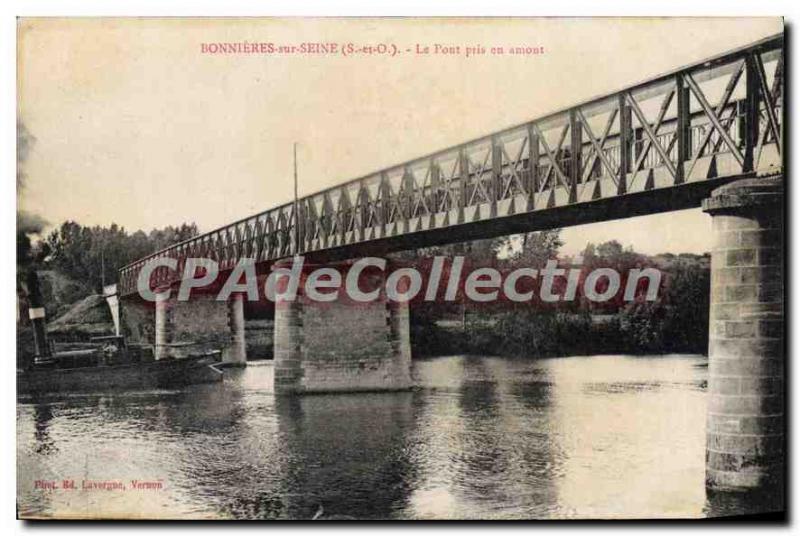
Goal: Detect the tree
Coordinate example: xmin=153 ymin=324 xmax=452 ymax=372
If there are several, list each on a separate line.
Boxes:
xmin=513 ymin=229 xmax=564 ymax=267
xmin=43 ymin=221 xmax=199 ymax=293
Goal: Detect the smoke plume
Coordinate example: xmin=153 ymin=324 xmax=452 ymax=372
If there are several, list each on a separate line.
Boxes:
xmin=18 ymin=210 xmax=48 ymax=235
xmin=17 ymin=119 xmax=34 ymax=191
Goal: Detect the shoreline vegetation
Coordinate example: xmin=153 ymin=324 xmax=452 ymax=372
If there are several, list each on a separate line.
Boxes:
xmin=400 ymin=231 xmax=710 ymax=359
xmin=18 ymin=221 xmax=710 ymax=364
xmin=411 ymin=308 xmax=708 ymax=360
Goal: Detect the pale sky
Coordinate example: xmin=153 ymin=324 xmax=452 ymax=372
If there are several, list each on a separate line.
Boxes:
xmin=17 ymin=17 xmax=783 ymax=256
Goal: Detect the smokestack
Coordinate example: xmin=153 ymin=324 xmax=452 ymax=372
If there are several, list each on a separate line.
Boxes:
xmin=25 ymin=269 xmax=54 ymax=366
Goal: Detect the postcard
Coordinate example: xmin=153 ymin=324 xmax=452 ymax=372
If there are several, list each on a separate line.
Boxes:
xmin=16 ymin=16 xmax=785 ymax=520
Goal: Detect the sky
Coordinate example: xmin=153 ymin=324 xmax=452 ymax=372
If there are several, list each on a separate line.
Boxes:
xmin=17 ymin=17 xmax=783 ymax=256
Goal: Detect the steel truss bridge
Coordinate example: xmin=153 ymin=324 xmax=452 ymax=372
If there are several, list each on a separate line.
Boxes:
xmin=119 ymin=34 xmax=783 ymax=297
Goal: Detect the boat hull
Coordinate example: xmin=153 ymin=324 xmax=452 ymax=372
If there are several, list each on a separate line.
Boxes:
xmin=17 ymin=356 xmax=223 ymax=396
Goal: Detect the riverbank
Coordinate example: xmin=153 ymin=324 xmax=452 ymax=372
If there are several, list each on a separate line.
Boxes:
xmin=411 ymin=310 xmax=709 ymax=359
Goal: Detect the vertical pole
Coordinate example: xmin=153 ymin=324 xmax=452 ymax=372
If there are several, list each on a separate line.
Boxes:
xmin=676 ymin=74 xmax=690 ymax=184
xmin=490 ymin=135 xmax=501 ymax=215
xmin=569 ymin=110 xmax=581 ymax=203
xmin=430 ymin=158 xmax=440 ymax=214
xmin=618 ymin=94 xmax=631 ymax=195
xmin=744 ymin=54 xmax=760 ymax=173
xmin=528 ymin=124 xmax=539 ymax=202
xmin=458 ymin=147 xmax=469 ymax=223
xmin=402 ymin=167 xmax=413 ymax=232
xmin=293 ymin=142 xmax=300 ymax=255
xmin=379 ymin=172 xmax=390 ymax=236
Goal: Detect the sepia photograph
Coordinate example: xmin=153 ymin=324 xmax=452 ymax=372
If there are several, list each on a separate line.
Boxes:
xmin=15 ymin=15 xmax=785 ymax=521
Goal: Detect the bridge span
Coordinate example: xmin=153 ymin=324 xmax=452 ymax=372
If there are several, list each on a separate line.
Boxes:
xmin=117 ymin=34 xmax=784 ymax=493
xmin=119 ymin=33 xmax=782 ymax=296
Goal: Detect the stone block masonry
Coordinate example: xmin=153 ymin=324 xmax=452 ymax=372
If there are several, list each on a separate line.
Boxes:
xmin=703 ymin=176 xmax=784 ymax=493
xmin=128 ymin=291 xmax=247 ymax=364
xmin=273 ymin=258 xmax=413 ymax=393
xmin=120 ymin=299 xmax=154 ymax=345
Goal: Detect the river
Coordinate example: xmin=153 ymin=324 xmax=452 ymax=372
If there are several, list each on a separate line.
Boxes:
xmin=17 ymin=354 xmax=770 ymax=519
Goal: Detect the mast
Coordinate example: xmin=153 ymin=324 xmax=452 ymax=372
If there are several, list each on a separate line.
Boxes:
xmin=293 ymin=142 xmax=299 ymax=255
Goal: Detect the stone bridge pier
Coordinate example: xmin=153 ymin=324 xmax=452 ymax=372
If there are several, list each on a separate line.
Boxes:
xmin=703 ymin=176 xmax=784 ymax=493
xmin=273 ymin=258 xmax=413 ymax=394
xmin=121 ymin=290 xmax=247 ymax=365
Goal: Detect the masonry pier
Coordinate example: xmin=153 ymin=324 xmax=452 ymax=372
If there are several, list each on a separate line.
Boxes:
xmin=125 ymin=290 xmax=248 ymax=365
xmin=702 ymin=176 xmax=784 ymax=492
xmin=121 ymin=299 xmax=154 ymax=345
xmin=273 ymin=258 xmax=413 ymax=394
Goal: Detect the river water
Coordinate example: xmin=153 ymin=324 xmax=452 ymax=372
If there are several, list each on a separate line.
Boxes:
xmin=16 ymin=354 xmax=772 ymax=519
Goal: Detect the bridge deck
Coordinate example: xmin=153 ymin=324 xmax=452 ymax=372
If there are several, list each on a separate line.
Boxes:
xmin=119 ymin=33 xmax=783 ymax=297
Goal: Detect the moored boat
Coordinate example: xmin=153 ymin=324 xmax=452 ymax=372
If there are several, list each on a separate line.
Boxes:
xmin=18 ymin=271 xmax=224 ymax=397
xmin=17 ymin=342 xmax=223 ymax=397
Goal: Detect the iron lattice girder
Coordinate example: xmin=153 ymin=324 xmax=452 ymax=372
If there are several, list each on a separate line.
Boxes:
xmin=580 ymin=108 xmax=618 ymax=185
xmin=118 ymin=34 xmax=783 ymax=296
xmin=576 ymin=108 xmax=618 ymax=184
xmin=755 ymin=51 xmax=783 ymax=165
xmin=687 ymin=60 xmax=745 ymax=174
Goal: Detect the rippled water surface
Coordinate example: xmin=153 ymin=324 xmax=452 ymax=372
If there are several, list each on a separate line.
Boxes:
xmin=17 ymin=354 xmax=774 ymax=519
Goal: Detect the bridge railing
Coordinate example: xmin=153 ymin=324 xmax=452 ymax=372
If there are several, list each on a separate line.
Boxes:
xmin=119 ymin=33 xmax=783 ymax=297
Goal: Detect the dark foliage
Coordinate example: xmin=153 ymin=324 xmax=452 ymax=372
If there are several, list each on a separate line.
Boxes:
xmin=410 ymin=232 xmax=711 ymax=358
xmin=41 ymin=221 xmax=199 ymax=293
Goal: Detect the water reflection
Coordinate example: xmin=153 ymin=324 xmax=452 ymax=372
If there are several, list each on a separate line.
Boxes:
xmin=17 ymin=355 xmax=780 ymax=519
xmin=273 ymin=392 xmax=417 ymax=519
xmin=33 ymin=403 xmax=56 ymax=455
xmin=543 ymin=356 xmax=707 ymax=518
xmin=705 ymin=487 xmax=785 ymax=518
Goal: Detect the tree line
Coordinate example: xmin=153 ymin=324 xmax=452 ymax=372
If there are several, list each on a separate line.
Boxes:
xmin=398 ymin=230 xmax=711 ymax=357
xmin=18 ymin=221 xmax=199 ymax=294
xmin=18 ymin=218 xmax=710 ymax=358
